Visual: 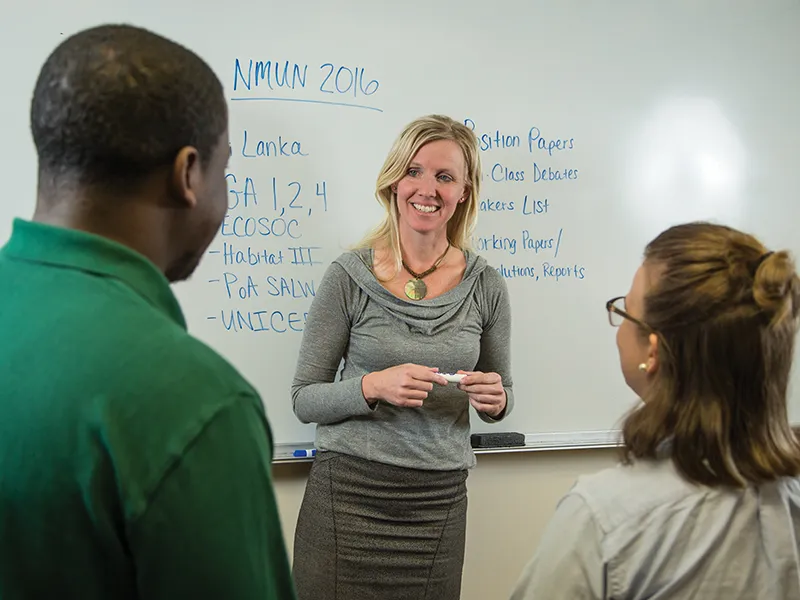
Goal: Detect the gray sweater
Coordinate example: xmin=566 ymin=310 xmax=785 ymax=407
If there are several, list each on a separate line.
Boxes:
xmin=291 ymin=248 xmax=514 ymax=471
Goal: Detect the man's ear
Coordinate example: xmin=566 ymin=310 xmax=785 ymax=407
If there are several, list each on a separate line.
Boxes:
xmin=169 ymin=146 xmax=201 ymax=209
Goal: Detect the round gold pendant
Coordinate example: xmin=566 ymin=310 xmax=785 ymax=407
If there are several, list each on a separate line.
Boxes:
xmin=404 ymin=278 xmax=427 ymax=300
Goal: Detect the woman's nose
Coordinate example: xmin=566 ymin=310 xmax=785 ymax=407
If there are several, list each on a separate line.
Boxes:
xmin=417 ymin=175 xmax=437 ymax=197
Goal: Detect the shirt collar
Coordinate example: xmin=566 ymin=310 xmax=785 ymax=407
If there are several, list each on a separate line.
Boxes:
xmin=2 ymin=218 xmax=186 ymax=328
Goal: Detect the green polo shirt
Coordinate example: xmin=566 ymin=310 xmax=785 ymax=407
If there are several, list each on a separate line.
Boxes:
xmin=0 ymin=219 xmax=296 ymax=600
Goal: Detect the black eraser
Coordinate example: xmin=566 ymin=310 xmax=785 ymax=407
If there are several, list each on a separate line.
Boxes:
xmin=470 ymin=432 xmax=525 ymax=448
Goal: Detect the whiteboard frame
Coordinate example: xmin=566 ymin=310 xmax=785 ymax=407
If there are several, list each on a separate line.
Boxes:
xmin=272 ymin=430 xmax=621 ymax=463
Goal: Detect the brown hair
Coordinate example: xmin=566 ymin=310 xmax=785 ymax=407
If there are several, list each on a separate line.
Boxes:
xmin=622 ymin=222 xmax=800 ymax=487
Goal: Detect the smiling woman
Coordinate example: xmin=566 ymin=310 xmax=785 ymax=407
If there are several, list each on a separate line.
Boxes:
xmin=395 ymin=139 xmax=466 ymax=224
xmin=289 ymin=114 xmax=516 ymax=600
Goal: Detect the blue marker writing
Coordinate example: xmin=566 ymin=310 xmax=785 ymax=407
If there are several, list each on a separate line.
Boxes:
xmin=293 ymin=449 xmax=316 ymax=457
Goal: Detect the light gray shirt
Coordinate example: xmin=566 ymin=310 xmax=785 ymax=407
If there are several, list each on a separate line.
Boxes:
xmin=291 ymin=248 xmax=514 ymax=471
xmin=511 ymin=457 xmax=800 ymax=599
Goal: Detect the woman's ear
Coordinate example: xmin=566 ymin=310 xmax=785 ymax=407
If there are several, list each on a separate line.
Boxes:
xmin=646 ymin=332 xmax=659 ymax=374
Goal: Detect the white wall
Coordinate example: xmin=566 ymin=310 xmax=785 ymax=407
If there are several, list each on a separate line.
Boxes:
xmin=273 ymin=449 xmax=617 ymax=600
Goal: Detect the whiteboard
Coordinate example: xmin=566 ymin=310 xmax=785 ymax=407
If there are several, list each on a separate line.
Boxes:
xmin=1 ymin=0 xmax=799 ymax=449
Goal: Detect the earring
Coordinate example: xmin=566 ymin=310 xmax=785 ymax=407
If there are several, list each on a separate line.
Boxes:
xmin=638 ymin=363 xmax=648 ymax=372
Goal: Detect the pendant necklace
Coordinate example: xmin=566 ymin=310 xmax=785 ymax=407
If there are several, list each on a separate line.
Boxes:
xmin=402 ymin=244 xmax=450 ymax=301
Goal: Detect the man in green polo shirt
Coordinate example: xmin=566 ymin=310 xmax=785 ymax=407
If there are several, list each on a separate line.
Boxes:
xmin=0 ymin=24 xmax=296 ymax=600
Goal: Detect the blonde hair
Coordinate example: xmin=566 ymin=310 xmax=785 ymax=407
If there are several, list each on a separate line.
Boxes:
xmin=621 ymin=222 xmax=800 ymax=487
xmin=355 ymin=114 xmax=481 ymax=276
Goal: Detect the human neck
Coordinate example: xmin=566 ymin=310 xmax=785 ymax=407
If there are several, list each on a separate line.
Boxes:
xmin=398 ymin=230 xmax=451 ymax=273
xmin=33 ymin=187 xmax=173 ymax=275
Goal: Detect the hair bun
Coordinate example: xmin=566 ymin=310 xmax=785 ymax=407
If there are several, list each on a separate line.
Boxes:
xmin=753 ymin=250 xmax=800 ymax=324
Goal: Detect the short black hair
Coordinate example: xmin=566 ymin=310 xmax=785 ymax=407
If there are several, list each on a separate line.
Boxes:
xmin=31 ymin=24 xmax=227 ymax=186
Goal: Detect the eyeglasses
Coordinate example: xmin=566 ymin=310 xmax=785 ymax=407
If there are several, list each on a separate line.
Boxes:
xmin=606 ymin=296 xmax=652 ymax=331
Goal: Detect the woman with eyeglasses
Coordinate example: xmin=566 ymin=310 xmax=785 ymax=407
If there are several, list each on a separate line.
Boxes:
xmin=510 ymin=222 xmax=800 ymax=599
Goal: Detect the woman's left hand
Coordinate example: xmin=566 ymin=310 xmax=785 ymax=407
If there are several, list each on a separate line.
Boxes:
xmin=457 ymin=370 xmax=506 ymax=417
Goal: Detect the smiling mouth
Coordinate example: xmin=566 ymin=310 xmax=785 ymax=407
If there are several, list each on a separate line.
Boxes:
xmin=411 ymin=203 xmax=440 ymax=214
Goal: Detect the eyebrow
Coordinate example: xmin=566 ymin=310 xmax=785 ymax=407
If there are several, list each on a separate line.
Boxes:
xmin=408 ymin=161 xmax=458 ymax=175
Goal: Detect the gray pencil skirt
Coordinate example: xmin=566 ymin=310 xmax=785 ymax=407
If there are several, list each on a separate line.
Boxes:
xmin=292 ymin=451 xmax=468 ymax=600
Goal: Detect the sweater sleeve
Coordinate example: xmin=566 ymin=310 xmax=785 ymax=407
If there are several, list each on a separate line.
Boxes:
xmin=474 ymin=268 xmax=515 ymax=423
xmin=291 ymin=261 xmax=375 ymax=425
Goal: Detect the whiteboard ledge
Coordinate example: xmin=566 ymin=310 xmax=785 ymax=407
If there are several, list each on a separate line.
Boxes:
xmin=272 ymin=430 xmax=621 ymax=464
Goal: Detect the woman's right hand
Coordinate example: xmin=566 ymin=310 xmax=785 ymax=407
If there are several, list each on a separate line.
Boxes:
xmin=362 ymin=364 xmax=447 ymax=408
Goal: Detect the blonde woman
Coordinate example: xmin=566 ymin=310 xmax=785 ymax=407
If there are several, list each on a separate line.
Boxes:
xmin=511 ymin=222 xmax=800 ymax=599
xmin=291 ymin=115 xmax=514 ymax=599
